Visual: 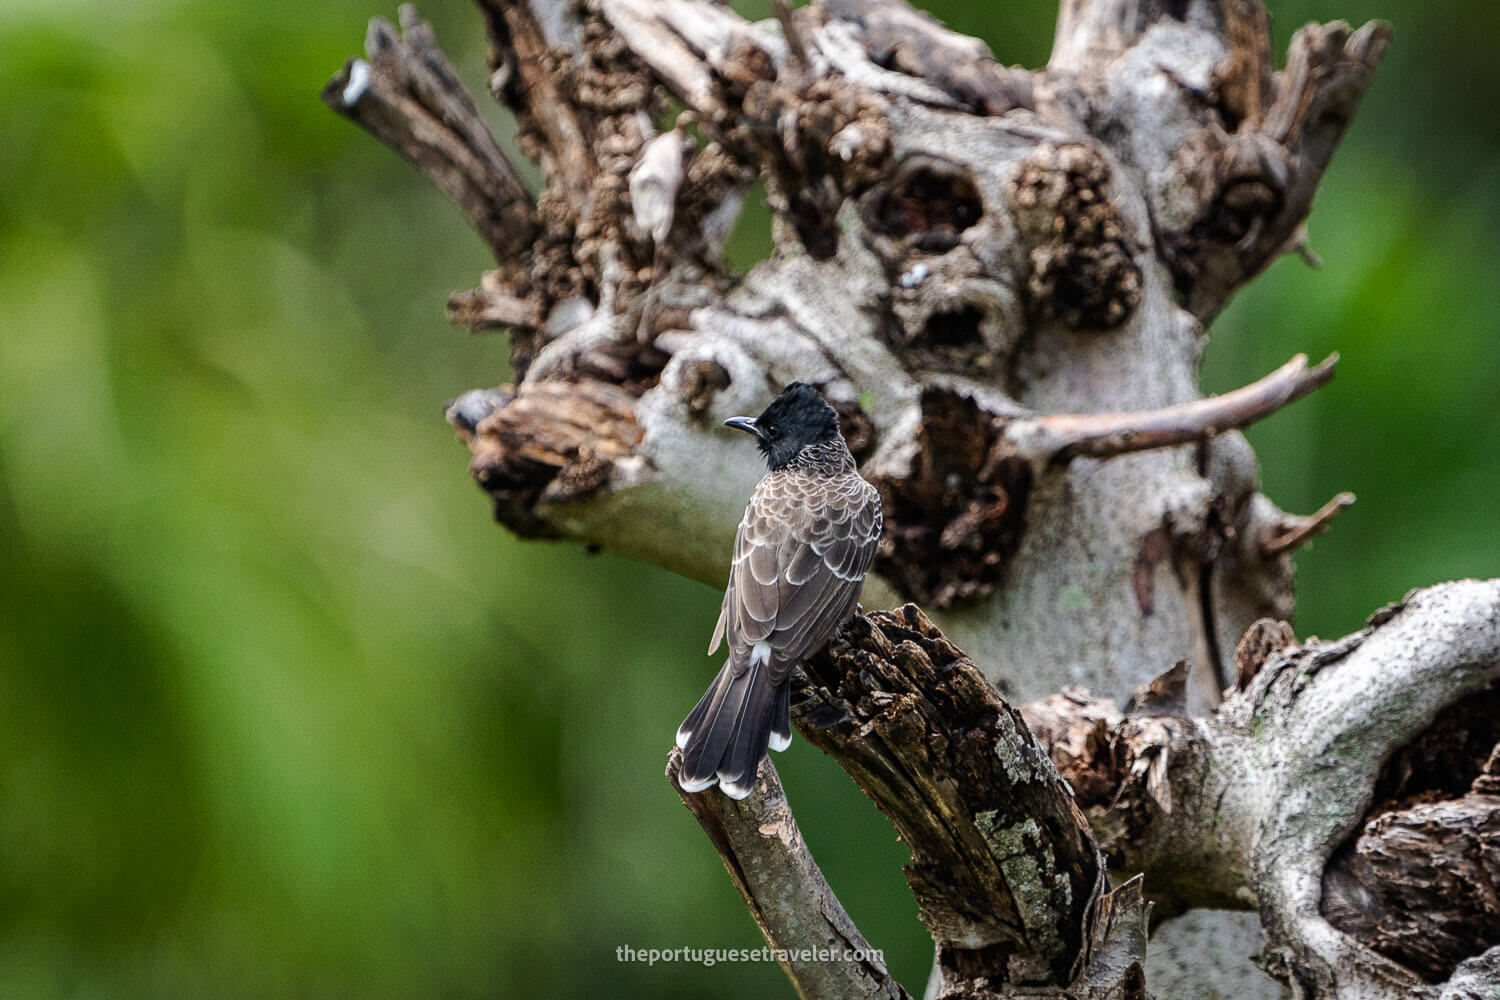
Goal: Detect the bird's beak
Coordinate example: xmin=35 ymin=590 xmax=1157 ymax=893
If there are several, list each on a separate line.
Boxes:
xmin=723 ymin=415 xmax=761 ymax=439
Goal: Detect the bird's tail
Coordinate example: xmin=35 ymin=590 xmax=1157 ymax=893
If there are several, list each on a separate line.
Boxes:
xmin=675 ymin=657 xmax=790 ymax=799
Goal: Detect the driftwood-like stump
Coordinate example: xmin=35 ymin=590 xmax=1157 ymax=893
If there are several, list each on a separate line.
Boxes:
xmin=322 ymin=1 xmax=1500 ymax=997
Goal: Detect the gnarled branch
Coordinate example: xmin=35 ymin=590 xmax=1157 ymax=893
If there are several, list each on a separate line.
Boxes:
xmin=321 ymin=5 xmax=537 ymax=260
xmin=672 ymin=583 xmax=1500 ymax=998
xmin=1027 ymin=581 xmax=1500 ymax=996
xmin=674 ymin=605 xmax=1147 ymax=997
xmin=319 ymin=0 xmax=1445 ymax=996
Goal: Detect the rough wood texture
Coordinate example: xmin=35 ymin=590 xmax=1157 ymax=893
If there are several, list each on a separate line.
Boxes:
xmin=320 ymin=0 xmax=1500 ymax=997
xmin=1030 ymin=582 xmax=1500 ymax=998
xmin=666 ymin=584 xmax=1500 ymax=998
xmin=444 ymin=378 xmax=642 ymax=537
xmin=384 ymin=0 xmax=1392 ymax=717
xmin=667 ymin=750 xmax=911 ymax=1000
xmin=796 ymin=607 xmax=1110 ymax=987
xmin=1323 ymin=792 xmax=1500 ymax=984
xmin=321 ymin=6 xmax=537 ymax=260
xmin=1321 ymin=684 xmax=1500 ymax=982
xmin=1047 ymin=2 xmax=1390 ymax=319
xmin=674 ymin=605 xmax=1148 ymax=998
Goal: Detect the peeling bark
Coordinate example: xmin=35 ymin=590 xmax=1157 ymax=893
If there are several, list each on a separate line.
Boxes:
xmin=669 ymin=584 xmax=1500 ymax=998
xmin=1322 ymin=685 xmax=1500 ymax=983
xmin=1323 ymin=791 xmax=1500 ymax=985
xmin=795 ymin=607 xmax=1106 ymax=984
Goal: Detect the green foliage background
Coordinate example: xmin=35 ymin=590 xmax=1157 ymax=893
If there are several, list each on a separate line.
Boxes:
xmin=0 ymin=0 xmax=1494 ymax=996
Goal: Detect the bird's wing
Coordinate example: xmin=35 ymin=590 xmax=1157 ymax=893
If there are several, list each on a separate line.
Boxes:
xmin=722 ymin=473 xmax=882 ymax=684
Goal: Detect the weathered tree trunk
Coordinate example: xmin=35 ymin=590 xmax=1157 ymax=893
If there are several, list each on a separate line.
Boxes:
xmin=323 ymin=1 xmax=1500 ymax=996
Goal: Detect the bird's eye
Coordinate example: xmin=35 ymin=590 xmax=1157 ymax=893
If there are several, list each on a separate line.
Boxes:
xmin=762 ymin=423 xmax=778 ymax=436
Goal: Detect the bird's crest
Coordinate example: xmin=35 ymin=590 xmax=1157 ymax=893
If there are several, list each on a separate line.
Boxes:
xmin=749 ymin=382 xmax=840 ymax=470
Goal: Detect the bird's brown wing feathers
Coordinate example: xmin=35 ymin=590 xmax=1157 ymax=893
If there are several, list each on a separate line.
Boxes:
xmin=710 ymin=472 xmax=882 ymax=684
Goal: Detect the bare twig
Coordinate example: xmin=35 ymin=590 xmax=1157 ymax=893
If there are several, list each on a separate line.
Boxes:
xmin=1260 ymin=492 xmax=1356 ymax=556
xmin=1285 ymin=224 xmax=1325 ymax=269
xmin=490 ymin=1 xmax=594 ymax=199
xmin=1005 ymin=353 xmax=1338 ymax=464
xmin=447 ymin=286 xmax=543 ymax=332
xmin=772 ymin=0 xmax=809 ymax=71
xmin=668 ymin=752 xmax=911 ymax=1000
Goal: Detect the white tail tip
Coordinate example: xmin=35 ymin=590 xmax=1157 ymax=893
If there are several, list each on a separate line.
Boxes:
xmin=719 ymin=777 xmax=753 ymax=800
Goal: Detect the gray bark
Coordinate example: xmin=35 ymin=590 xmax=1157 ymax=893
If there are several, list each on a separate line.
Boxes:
xmin=322 ymin=1 xmax=1500 ymax=997
xmin=1027 ymin=581 xmax=1500 ymax=997
xmin=363 ymin=0 xmax=1388 ymax=714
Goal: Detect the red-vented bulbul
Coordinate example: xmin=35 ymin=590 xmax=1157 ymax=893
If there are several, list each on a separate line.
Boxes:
xmin=676 ymin=383 xmax=883 ymax=798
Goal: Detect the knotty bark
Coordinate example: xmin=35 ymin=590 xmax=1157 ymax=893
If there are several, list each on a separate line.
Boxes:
xmin=674 ymin=605 xmax=1147 ymax=998
xmin=795 ymin=607 xmax=1108 ymax=987
xmin=1025 ymin=581 xmax=1500 ymax=996
xmin=1321 ymin=689 xmax=1500 ymax=984
xmin=355 ymin=0 xmax=1391 ymax=711
xmin=667 ymin=583 xmax=1500 ymax=998
xmin=1323 ymin=792 xmax=1500 ymax=984
xmin=320 ymin=1 xmax=1500 ymax=997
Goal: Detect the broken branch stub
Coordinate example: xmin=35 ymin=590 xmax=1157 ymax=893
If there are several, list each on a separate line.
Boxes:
xmin=321 ymin=6 xmax=538 ymax=261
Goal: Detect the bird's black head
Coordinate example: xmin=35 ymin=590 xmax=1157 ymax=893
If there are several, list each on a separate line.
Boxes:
xmin=725 ymin=382 xmax=841 ymax=470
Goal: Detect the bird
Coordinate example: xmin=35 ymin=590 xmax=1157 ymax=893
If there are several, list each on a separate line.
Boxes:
xmin=676 ymin=382 xmax=883 ymax=799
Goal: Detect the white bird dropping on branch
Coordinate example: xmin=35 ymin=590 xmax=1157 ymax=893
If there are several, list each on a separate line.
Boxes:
xmin=629 ymin=132 xmax=686 ymax=245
